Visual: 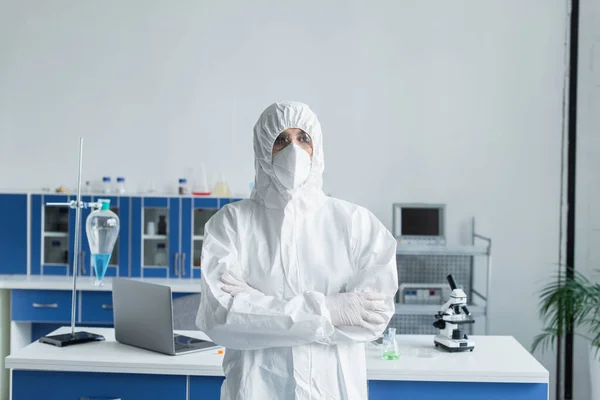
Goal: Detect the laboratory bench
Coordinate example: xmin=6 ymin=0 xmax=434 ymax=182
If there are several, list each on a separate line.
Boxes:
xmin=0 ymin=275 xmax=201 ymax=352
xmin=0 ymin=274 xmax=202 ymax=400
xmin=5 ymin=327 xmax=548 ymax=400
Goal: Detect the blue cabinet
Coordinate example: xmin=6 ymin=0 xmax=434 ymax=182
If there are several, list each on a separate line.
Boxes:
xmin=30 ymin=194 xmax=132 ymax=277
xmin=81 ymin=291 xmax=114 ymax=324
xmin=130 ymin=196 xmax=224 ymax=279
xmin=131 ymin=197 xmax=174 ymax=278
xmin=11 ymin=290 xmax=73 ymax=322
xmin=12 ymin=370 xmax=187 ymax=400
xmin=190 ymin=375 xmax=225 ymax=399
xmin=2 ymin=192 xmax=242 ymax=277
xmin=12 ymin=290 xmax=196 ymax=328
xmin=31 ymin=194 xmax=75 ymax=276
xmin=0 ymin=194 xmax=28 ymax=274
xmin=181 ymin=197 xmax=220 ymax=279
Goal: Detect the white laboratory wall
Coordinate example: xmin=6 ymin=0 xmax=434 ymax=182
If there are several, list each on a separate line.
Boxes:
xmin=574 ymin=0 xmax=600 ymax=399
xmin=0 ymin=1 xmax=567 ymax=397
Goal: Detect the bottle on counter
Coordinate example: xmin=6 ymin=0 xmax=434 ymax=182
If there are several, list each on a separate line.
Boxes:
xmin=102 ymin=177 xmax=111 ymax=193
xmin=116 ymin=177 xmax=126 ymax=194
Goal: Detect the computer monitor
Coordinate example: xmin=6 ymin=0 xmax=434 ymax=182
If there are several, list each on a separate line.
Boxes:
xmin=392 ymin=203 xmax=446 ymax=245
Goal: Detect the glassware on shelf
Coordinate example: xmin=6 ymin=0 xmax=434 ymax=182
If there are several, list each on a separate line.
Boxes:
xmin=192 ymin=163 xmax=211 ymax=196
xmin=382 ymin=328 xmax=401 ymax=360
xmin=146 ymin=221 xmax=156 ymax=236
xmin=83 ymin=180 xmax=92 ymax=193
xmin=157 ymin=215 xmax=167 ymax=235
xmin=86 ymin=199 xmax=120 ymax=287
xmin=213 ymin=173 xmax=231 ymax=197
xmin=102 ymin=177 xmax=111 ymax=193
xmin=154 ymin=243 xmax=167 ymax=266
xmin=49 ymin=240 xmax=63 ymax=263
xmin=116 ymin=177 xmax=126 ymax=194
xmin=179 ymin=178 xmax=189 ymax=195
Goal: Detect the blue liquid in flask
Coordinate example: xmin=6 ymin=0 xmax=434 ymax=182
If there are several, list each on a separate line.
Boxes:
xmin=92 ymin=253 xmax=111 ymax=286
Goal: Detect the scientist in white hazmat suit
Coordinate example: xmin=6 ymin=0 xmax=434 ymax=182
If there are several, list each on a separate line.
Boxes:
xmin=196 ymin=101 xmax=398 ymax=399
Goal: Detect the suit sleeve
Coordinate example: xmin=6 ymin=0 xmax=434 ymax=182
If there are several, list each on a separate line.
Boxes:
xmin=195 ymin=206 xmax=335 ymax=350
xmin=317 ymin=208 xmax=398 ymax=345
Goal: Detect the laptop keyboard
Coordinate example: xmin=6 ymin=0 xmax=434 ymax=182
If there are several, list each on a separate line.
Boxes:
xmin=175 ymin=342 xmax=197 ymax=352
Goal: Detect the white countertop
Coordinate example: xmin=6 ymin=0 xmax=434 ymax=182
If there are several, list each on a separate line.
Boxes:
xmin=5 ymin=327 xmax=548 ymax=384
xmin=0 ymin=275 xmax=201 ymax=293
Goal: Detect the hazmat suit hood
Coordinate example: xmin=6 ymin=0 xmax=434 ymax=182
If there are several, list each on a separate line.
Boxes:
xmin=250 ymin=101 xmax=327 ymax=210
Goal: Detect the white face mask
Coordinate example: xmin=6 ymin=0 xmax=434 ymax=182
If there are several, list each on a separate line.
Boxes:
xmin=272 ymin=144 xmax=312 ymax=190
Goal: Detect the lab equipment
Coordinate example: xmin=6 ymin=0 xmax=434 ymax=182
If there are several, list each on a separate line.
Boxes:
xmin=433 ymin=274 xmax=475 ymax=352
xmin=178 ymin=178 xmax=188 ymax=195
xmin=49 ymin=240 xmax=63 ymax=264
xmin=154 ymin=243 xmax=167 ymax=266
xmin=116 ymin=177 xmax=126 ymax=194
xmin=195 ymin=101 xmax=398 ymax=400
xmin=392 ymin=203 xmax=446 ymax=245
xmin=382 ymin=328 xmax=401 ymax=360
xmin=212 ymin=173 xmax=231 ymax=197
xmin=158 ymin=215 xmax=167 ymax=235
xmin=146 ymin=221 xmax=156 ymax=236
xmin=102 ymin=176 xmax=111 ymax=193
xmin=86 ymin=199 xmax=120 ymax=287
xmin=399 ymin=283 xmax=447 ymax=305
xmin=113 ymin=279 xmax=220 ymax=355
xmin=145 ymin=180 xmax=157 ymax=194
xmin=40 ymin=138 xmax=111 ymax=347
xmin=192 ymin=163 xmax=211 ymax=196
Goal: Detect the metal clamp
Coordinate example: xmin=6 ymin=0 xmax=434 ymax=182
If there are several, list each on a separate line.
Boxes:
xmin=47 ymin=200 xmax=104 ymax=210
xmin=33 ymin=303 xmax=58 ymax=308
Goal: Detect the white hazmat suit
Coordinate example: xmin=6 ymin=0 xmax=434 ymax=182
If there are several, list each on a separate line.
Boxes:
xmin=196 ymin=101 xmax=398 ymax=399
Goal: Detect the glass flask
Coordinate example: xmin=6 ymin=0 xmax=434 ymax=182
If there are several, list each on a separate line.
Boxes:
xmin=86 ymin=199 xmax=120 ymax=286
xmin=382 ymin=328 xmax=401 ymax=360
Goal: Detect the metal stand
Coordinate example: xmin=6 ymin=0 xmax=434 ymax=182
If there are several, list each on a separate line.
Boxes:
xmin=39 ymin=138 xmax=105 ymax=347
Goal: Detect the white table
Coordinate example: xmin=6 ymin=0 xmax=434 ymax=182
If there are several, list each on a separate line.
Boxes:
xmin=5 ymin=327 xmax=549 ymax=400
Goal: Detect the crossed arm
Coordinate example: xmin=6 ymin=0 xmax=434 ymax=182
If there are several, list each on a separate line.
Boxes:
xmin=195 ymin=207 xmax=399 ymax=351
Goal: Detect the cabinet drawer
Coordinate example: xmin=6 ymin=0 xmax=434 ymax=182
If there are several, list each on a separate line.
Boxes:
xmin=12 ymin=370 xmax=187 ymax=400
xmin=190 ymin=375 xmax=224 ymax=400
xmin=11 ymin=290 xmax=72 ymax=322
xmin=81 ymin=292 xmax=114 ymax=324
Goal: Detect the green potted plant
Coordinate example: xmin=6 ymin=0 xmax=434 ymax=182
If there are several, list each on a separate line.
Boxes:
xmin=532 ymin=267 xmax=600 ymax=399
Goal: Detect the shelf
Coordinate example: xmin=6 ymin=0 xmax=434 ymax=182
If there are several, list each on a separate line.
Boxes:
xmin=396 ymin=244 xmax=488 ymax=256
xmin=394 ymin=303 xmax=486 ymax=316
xmin=143 ymin=234 xmax=168 ymax=240
xmin=43 ymin=232 xmax=68 ymax=238
xmin=193 ymin=235 xmax=205 ymax=241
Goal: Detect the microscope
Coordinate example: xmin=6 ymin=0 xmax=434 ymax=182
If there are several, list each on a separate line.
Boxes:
xmin=433 ymin=274 xmax=475 ymax=352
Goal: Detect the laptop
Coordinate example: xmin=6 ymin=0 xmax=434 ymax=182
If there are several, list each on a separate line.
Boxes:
xmin=112 ymin=278 xmax=219 ymax=355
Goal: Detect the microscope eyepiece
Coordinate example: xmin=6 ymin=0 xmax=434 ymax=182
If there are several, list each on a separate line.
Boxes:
xmin=447 ymin=274 xmax=457 ymax=290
